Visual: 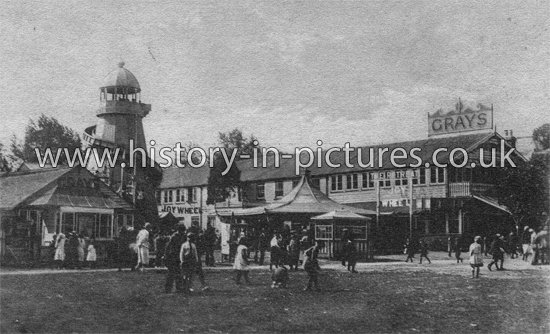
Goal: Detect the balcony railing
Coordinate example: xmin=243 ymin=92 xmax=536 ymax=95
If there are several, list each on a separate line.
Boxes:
xmin=449 ymin=182 xmax=493 ymax=197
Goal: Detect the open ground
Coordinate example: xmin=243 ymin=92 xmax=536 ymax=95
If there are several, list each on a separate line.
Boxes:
xmin=1 ymin=253 xmax=549 ymax=334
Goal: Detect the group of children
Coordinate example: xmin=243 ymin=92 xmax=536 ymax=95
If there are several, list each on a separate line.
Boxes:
xmin=234 ymin=237 xmax=325 ymax=291
xmin=52 ymin=231 xmax=97 ymax=270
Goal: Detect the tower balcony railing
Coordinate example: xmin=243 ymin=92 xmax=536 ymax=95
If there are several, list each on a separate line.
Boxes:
xmin=97 ymin=100 xmax=151 ymax=116
xmin=449 ymin=182 xmax=494 ymax=197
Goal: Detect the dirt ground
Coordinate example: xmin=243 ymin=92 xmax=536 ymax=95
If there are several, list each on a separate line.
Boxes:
xmin=1 ymin=253 xmax=549 ymax=333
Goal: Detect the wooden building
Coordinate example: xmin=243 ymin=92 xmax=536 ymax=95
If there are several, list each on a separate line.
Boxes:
xmin=0 ymin=166 xmax=135 ymax=266
xmin=157 ymin=131 xmax=525 ymax=254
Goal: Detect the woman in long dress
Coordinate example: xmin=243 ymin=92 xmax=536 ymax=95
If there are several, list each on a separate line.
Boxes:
xmin=469 ymin=236 xmax=483 ymax=278
xmin=54 ymin=233 xmax=66 ymax=269
xmin=233 ymin=238 xmax=250 ymax=285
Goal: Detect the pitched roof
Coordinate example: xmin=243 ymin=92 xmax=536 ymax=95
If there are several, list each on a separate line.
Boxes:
xmin=237 ymin=157 xmax=299 ymax=182
xmin=160 ymin=164 xmax=210 ymax=188
xmin=0 ymin=167 xmax=72 ymax=210
xmin=158 ymin=132 xmax=521 ymax=188
xmin=0 ymin=166 xmax=134 ymax=210
xmin=308 ymin=132 xmax=495 ymax=176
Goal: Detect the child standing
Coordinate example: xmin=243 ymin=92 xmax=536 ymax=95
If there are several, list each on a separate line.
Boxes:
xmin=469 ymin=236 xmax=483 ymax=278
xmin=234 ymin=238 xmax=251 ymax=285
xmin=455 ymin=237 xmax=463 ymax=263
xmin=303 ymin=240 xmax=323 ymax=291
xmin=86 ymin=240 xmax=97 ymax=269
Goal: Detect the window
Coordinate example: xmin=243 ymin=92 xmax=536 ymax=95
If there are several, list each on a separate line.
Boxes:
xmin=176 ymin=189 xmax=182 ymax=202
xmin=256 ymin=183 xmax=265 ymax=200
xmin=155 ymin=191 xmax=161 ymax=205
xmin=164 ymin=190 xmax=173 ymax=203
xmin=430 ymin=167 xmax=445 ymax=184
xmin=275 ymin=181 xmax=284 ymax=198
xmin=116 ymin=214 xmax=134 ymax=235
xmin=311 ymin=178 xmax=320 ymax=189
xmin=191 ymin=216 xmax=200 ymax=228
xmin=378 ymin=171 xmax=391 ymax=187
xmin=315 ymin=225 xmax=333 ymax=240
xmin=394 ymin=170 xmax=408 ymax=186
xmin=207 ymin=215 xmax=217 ymax=227
xmin=331 ymin=175 xmax=343 ymax=191
xmin=96 ymin=214 xmax=112 ymax=239
xmin=361 ymin=172 xmax=375 ymax=188
xmin=412 ymin=168 xmax=426 ymax=185
xmin=346 ymin=173 xmax=359 ymax=190
xmin=61 ymin=212 xmax=75 ymax=234
xmin=187 ymin=188 xmax=195 ymax=203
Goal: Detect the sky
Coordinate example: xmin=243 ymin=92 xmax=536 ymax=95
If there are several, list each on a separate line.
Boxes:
xmin=1 ymin=1 xmax=548 ymax=154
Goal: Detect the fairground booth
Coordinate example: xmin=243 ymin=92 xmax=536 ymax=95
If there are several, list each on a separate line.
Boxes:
xmin=0 ymin=166 xmax=135 ymax=266
xmin=217 ymin=174 xmax=376 ymax=260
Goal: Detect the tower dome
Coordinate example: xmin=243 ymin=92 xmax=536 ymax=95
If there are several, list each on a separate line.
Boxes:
xmin=101 ymin=61 xmax=141 ymax=94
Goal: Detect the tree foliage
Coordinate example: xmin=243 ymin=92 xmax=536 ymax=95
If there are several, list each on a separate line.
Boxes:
xmin=490 ymin=152 xmax=549 ymax=227
xmin=0 ymin=142 xmax=11 ymax=172
xmin=532 ymin=123 xmax=550 ymax=151
xmin=207 ymin=129 xmax=258 ymax=205
xmin=10 ymin=114 xmax=81 ymax=165
xmin=218 ymin=128 xmax=258 ymax=158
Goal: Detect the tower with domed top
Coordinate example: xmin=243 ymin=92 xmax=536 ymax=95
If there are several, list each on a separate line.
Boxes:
xmin=84 ymin=61 xmax=161 ymax=225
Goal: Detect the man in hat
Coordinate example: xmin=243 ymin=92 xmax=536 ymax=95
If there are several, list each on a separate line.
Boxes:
xmin=164 ymin=225 xmax=186 ymax=293
xmin=135 ymin=223 xmax=151 ymax=272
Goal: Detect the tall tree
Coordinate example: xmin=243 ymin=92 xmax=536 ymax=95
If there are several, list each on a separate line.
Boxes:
xmin=218 ymin=128 xmax=259 ymax=158
xmin=490 ymin=153 xmax=549 ymax=228
xmin=10 ymin=114 xmax=81 ymax=165
xmin=0 ymin=142 xmax=11 ymax=172
xmin=207 ymin=129 xmax=258 ymax=205
xmin=532 ymin=123 xmax=550 ymax=151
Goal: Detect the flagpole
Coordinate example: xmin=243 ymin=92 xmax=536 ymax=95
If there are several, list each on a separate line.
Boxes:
xmin=375 ymin=173 xmax=380 ymax=229
xmin=408 ymin=170 xmax=413 ymax=242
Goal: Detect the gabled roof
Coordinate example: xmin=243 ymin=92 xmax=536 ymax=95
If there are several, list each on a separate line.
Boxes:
xmin=160 ymin=164 xmax=210 ymax=188
xmin=0 ymin=167 xmax=72 ymax=210
xmin=237 ymin=157 xmax=299 ymax=182
xmin=0 ymin=166 xmax=134 ymax=210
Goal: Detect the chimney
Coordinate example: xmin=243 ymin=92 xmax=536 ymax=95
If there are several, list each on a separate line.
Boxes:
xmin=503 ymin=129 xmax=516 ymax=148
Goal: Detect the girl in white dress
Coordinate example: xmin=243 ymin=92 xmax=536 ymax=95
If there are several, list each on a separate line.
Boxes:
xmin=54 ymin=233 xmax=66 ymax=269
xmin=87 ymin=240 xmax=97 ymax=268
xmin=469 ymin=236 xmax=483 ymax=278
xmin=233 ymin=238 xmax=250 ymax=285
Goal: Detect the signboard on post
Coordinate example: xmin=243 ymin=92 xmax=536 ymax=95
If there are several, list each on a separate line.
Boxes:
xmin=428 ymin=101 xmax=493 ymax=136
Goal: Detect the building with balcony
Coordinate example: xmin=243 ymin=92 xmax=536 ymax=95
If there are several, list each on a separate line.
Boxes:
xmin=157 ymin=131 xmax=524 ymax=252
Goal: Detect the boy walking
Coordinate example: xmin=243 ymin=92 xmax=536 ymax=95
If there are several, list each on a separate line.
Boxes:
xmin=419 ymin=241 xmax=431 ymax=264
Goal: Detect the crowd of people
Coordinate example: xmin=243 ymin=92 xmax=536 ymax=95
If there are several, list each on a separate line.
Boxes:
xmin=48 ymin=220 xmax=548 ymax=291
xmin=402 ymin=224 xmax=549 ymax=279
xmin=51 ymin=231 xmax=96 ymax=270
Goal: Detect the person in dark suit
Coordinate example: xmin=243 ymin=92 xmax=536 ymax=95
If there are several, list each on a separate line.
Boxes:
xmin=488 ymin=234 xmax=506 ymax=271
xmin=164 ymin=225 xmax=186 ymax=293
